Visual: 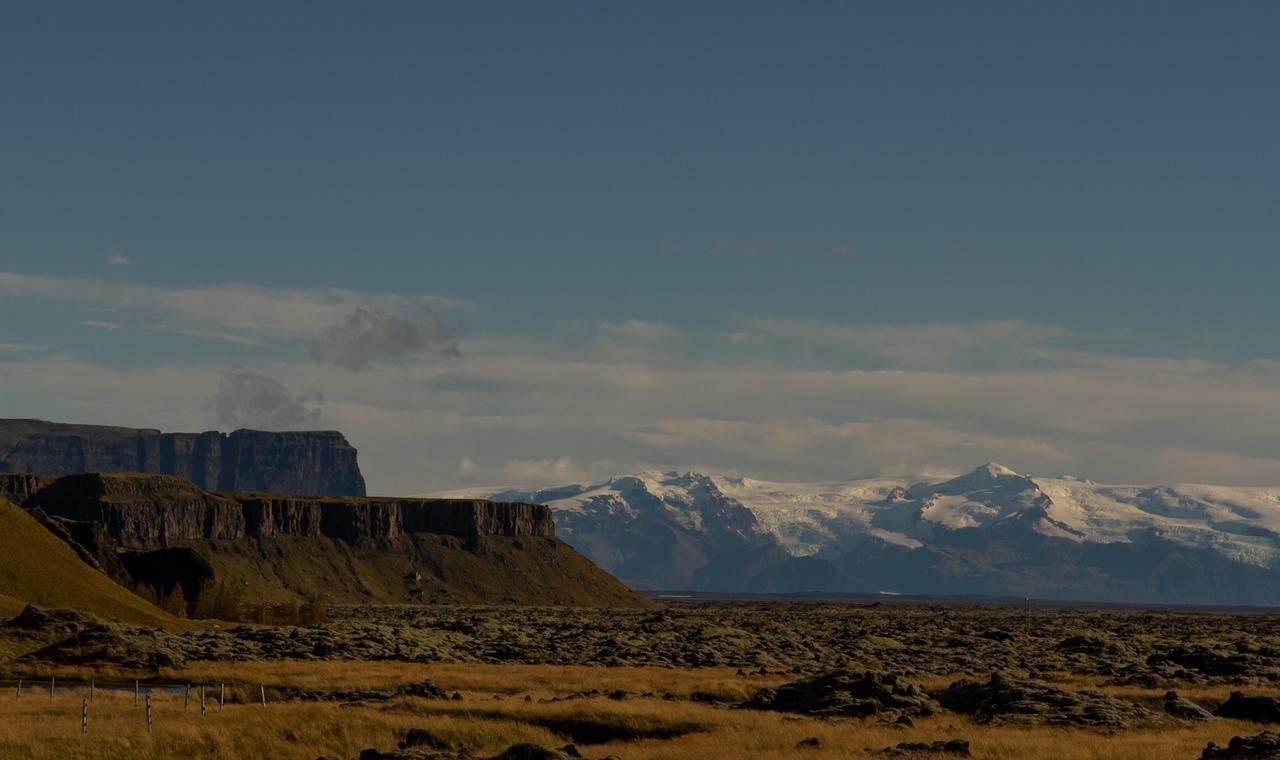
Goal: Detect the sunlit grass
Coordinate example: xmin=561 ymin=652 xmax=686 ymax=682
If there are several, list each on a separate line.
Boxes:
xmin=0 ymin=662 xmax=1267 ymax=759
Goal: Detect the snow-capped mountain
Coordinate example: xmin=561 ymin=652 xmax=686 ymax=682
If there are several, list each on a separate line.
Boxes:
xmin=489 ymin=464 xmax=1280 ymax=605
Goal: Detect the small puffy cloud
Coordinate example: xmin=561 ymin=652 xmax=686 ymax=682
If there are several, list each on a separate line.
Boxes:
xmin=108 ymin=255 xmax=131 ymax=266
xmin=310 ymin=306 xmax=460 ymax=371
xmin=79 ymin=320 xmax=122 ymax=331
xmin=211 ymin=367 xmax=322 ymax=431
xmin=599 ymin=320 xmax=680 ymax=342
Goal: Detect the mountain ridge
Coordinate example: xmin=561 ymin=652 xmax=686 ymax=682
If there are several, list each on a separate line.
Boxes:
xmin=482 ymin=463 xmax=1280 ymax=604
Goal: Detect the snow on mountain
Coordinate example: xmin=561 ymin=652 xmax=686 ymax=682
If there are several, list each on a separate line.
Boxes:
xmin=484 ymin=464 xmax=1280 ymax=603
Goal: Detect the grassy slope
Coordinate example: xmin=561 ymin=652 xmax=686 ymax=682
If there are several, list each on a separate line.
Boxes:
xmin=188 ymin=534 xmax=651 ymax=608
xmin=0 ymin=498 xmax=179 ymax=629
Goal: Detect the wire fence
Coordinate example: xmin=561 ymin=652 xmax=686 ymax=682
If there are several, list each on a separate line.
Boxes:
xmin=0 ymin=677 xmax=273 ymax=735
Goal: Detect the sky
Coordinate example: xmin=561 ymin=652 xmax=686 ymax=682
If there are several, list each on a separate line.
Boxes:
xmin=3 ymin=2 xmax=1280 ymax=494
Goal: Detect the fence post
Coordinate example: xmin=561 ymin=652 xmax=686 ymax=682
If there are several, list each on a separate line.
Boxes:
xmin=184 ymin=683 xmax=189 ymax=709
xmin=134 ymin=679 xmax=139 ymax=706
xmin=200 ymin=684 xmax=206 ymax=718
xmin=260 ymin=684 xmax=266 ymax=706
xmin=81 ymin=698 xmax=88 ymax=735
xmin=15 ymin=677 xmax=20 ymax=698
xmin=145 ymin=694 xmax=152 ymax=734
xmin=219 ymin=683 xmax=225 ymax=711
xmin=49 ymin=676 xmax=54 ymax=699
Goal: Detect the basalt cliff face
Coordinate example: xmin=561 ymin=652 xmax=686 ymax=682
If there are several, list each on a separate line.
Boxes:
xmin=0 ymin=419 xmax=366 ymax=497
xmin=23 ymin=473 xmax=555 ymax=547
xmin=1 ymin=472 xmax=644 ymax=608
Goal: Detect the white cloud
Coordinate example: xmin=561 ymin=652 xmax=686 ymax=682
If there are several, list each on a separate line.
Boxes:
xmin=78 ymin=320 xmax=122 ymax=331
xmin=599 ymin=320 xmax=680 ymax=342
xmin=108 ymin=255 xmax=131 ymax=266
xmin=0 ymin=271 xmax=463 ymax=341
xmin=733 ymin=318 xmax=1071 ymax=368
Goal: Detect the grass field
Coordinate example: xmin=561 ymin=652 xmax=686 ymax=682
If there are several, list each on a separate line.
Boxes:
xmin=0 ymin=662 xmax=1267 ymax=759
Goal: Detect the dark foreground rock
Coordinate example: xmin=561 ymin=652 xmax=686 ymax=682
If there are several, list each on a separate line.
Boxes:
xmin=741 ymin=670 xmax=939 ymax=718
xmin=1202 ymin=732 xmax=1280 ymax=759
xmin=934 ymin=673 xmax=1163 ymax=728
xmin=279 ymin=680 xmax=453 ymax=703
xmin=329 ymin=740 xmax=620 ymax=760
xmin=1165 ymin=691 xmax=1214 ymax=721
xmin=1216 ymin=693 xmax=1280 ymax=723
xmin=877 ymin=740 xmax=971 ymax=756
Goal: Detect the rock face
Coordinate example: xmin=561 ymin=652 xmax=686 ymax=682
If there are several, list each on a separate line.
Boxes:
xmin=0 ymin=419 xmax=366 ymax=497
xmin=24 ymin=473 xmax=555 ymax=547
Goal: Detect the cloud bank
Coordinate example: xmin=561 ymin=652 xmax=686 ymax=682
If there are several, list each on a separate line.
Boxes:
xmin=310 ymin=307 xmax=460 ymax=371
xmin=211 ymin=367 xmax=322 ymax=431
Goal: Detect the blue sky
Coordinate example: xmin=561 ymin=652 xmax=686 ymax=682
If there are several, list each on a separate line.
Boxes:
xmin=3 ymin=3 xmax=1280 ymax=493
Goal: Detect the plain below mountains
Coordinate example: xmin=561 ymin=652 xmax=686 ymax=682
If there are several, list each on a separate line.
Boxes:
xmin=487 ymin=464 xmax=1280 ymax=606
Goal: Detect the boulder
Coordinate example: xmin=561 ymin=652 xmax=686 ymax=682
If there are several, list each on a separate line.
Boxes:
xmin=1216 ymin=693 xmax=1280 ymax=723
xmin=741 ymin=669 xmax=940 ymax=718
xmin=1202 ymin=731 xmax=1280 ymax=759
xmin=1165 ymin=691 xmax=1214 ymax=721
xmin=877 ymin=740 xmax=971 ymax=756
xmin=934 ymin=672 xmax=1162 ymax=728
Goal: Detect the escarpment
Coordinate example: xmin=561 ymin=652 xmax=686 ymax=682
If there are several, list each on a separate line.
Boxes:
xmin=24 ymin=473 xmax=555 ymax=547
xmin=0 ymin=418 xmax=366 ymax=496
xmin=6 ymin=472 xmax=645 ymax=609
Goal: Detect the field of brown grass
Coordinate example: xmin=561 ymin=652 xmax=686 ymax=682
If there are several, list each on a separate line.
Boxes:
xmin=0 ymin=662 xmax=1268 ymax=759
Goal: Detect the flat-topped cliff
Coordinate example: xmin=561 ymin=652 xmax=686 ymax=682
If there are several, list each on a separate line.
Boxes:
xmin=0 ymin=419 xmax=366 ymax=497
xmin=22 ymin=473 xmax=554 ymax=547
xmin=2 ymin=471 xmax=644 ymax=609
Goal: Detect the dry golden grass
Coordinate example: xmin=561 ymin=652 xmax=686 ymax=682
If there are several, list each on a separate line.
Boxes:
xmin=0 ymin=662 xmax=1270 ymax=759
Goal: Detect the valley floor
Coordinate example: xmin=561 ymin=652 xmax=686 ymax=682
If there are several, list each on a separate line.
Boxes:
xmin=2 ymin=603 xmax=1279 ymax=758
xmin=0 ymin=662 xmax=1272 ymax=759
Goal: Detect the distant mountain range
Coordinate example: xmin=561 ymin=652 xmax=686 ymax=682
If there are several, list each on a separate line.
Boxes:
xmin=488 ymin=464 xmax=1280 ymax=605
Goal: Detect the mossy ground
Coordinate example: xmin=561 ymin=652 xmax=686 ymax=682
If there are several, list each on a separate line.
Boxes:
xmin=0 ymin=662 xmax=1272 ymax=759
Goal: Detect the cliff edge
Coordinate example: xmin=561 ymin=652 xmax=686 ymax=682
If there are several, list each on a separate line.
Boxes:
xmin=0 ymin=419 xmax=366 ymax=497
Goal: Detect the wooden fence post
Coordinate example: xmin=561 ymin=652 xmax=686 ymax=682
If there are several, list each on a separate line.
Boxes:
xmin=49 ymin=676 xmax=54 ymax=699
xmin=260 ymin=684 xmax=266 ymax=707
xmin=81 ymin=698 xmax=88 ymax=735
xmin=133 ymin=679 xmax=139 ymax=706
xmin=184 ymin=683 xmax=190 ymax=709
xmin=200 ymin=684 xmax=206 ymax=718
xmin=15 ymin=677 xmax=20 ymax=698
xmin=145 ymin=694 xmax=153 ymax=734
xmin=219 ymin=683 xmax=225 ymax=711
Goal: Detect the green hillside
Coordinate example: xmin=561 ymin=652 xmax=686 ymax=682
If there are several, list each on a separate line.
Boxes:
xmin=187 ymin=533 xmax=651 ymax=608
xmin=0 ymin=498 xmax=180 ymax=628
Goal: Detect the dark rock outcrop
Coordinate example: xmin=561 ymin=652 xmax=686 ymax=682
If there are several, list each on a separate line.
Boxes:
xmin=25 ymin=473 xmax=554 ymax=547
xmin=1216 ymin=692 xmax=1280 ymax=723
xmin=934 ymin=672 xmax=1164 ymax=728
xmin=1202 ymin=732 xmax=1280 ymax=759
xmin=877 ymin=741 xmax=971 ymax=757
xmin=741 ymin=669 xmax=940 ymax=718
xmin=1164 ymin=691 xmax=1214 ymax=721
xmin=0 ymin=473 xmax=52 ymax=504
xmin=0 ymin=419 xmax=366 ymax=497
